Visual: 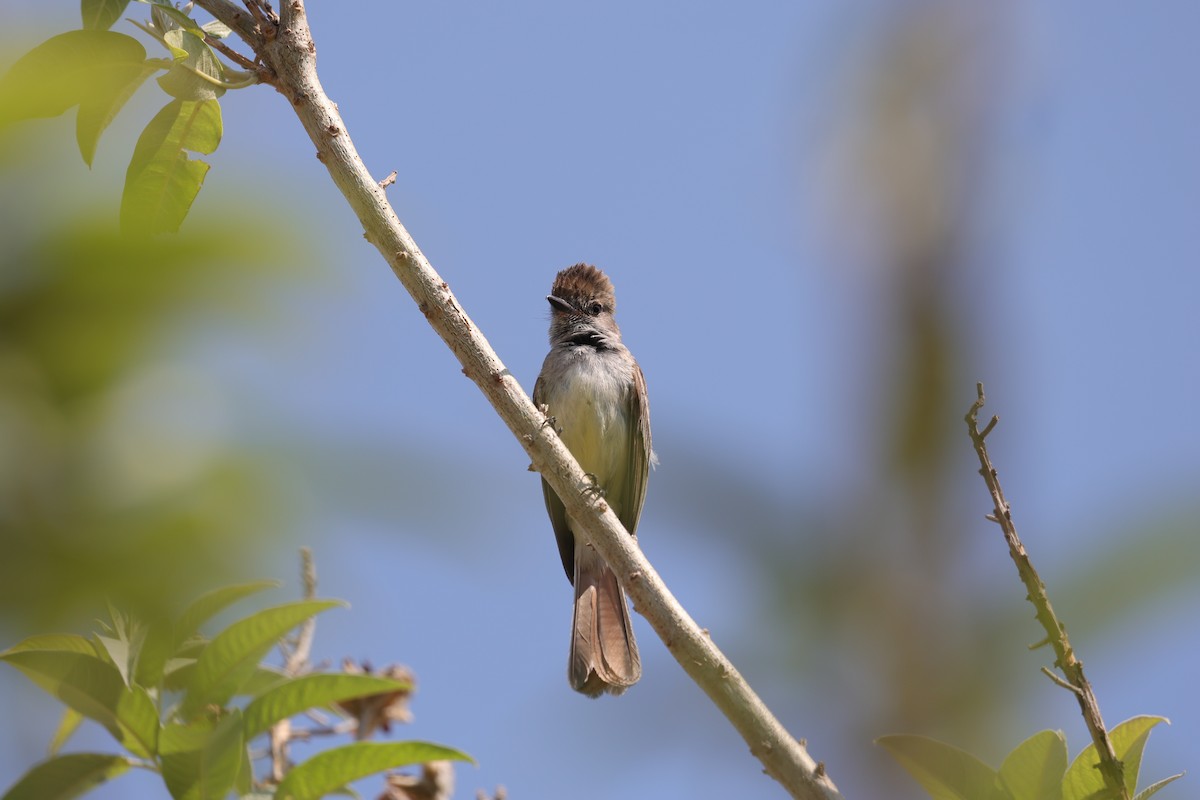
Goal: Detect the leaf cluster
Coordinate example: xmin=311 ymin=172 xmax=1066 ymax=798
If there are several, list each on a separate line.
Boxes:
xmin=878 ymin=718 xmax=1182 ymax=800
xmin=0 ymin=0 xmax=254 ymax=235
xmin=1 ymin=581 xmax=471 ymax=800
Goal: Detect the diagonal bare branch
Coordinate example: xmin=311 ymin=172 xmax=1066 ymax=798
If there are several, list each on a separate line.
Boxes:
xmin=188 ymin=1 xmax=843 ymax=796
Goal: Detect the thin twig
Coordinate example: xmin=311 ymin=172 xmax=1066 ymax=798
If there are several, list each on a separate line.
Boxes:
xmin=269 ymin=547 xmax=319 ymax=782
xmin=287 ymin=720 xmax=358 ymax=741
xmin=187 ymin=1 xmax=842 ymax=797
xmin=206 ymin=34 xmax=259 ymax=71
xmin=294 ymin=546 xmax=318 ymax=665
xmin=965 ymin=383 xmax=1127 ymax=800
xmin=1040 ymin=666 xmax=1081 ymax=695
xmin=243 ymin=0 xmax=277 ymax=32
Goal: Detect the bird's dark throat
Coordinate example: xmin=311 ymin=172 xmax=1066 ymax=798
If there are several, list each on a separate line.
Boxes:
xmin=567 ymin=330 xmax=613 ymax=350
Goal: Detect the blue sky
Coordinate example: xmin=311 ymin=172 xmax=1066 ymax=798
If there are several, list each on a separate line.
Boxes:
xmin=1 ymin=2 xmax=1198 ymax=799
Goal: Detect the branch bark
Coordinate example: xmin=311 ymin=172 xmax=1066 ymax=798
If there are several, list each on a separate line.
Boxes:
xmin=193 ymin=3 xmax=841 ymax=797
xmin=965 ymin=383 xmax=1127 ymax=800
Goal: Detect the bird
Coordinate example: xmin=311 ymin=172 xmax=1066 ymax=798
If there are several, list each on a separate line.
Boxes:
xmin=533 ymin=263 xmax=653 ymax=697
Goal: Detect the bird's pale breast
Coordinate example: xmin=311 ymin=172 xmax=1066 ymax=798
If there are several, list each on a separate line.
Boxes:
xmin=540 ymin=348 xmax=633 ymax=518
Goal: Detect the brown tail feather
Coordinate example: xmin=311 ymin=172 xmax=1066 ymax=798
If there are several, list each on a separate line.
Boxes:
xmin=570 ymin=542 xmax=641 ymax=697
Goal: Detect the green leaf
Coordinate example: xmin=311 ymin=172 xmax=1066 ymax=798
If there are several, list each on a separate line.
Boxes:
xmin=1063 ymin=717 xmax=1170 ymax=800
xmin=0 ymin=31 xmax=147 ymax=124
xmin=156 ymin=29 xmax=225 ymax=102
xmin=243 ymin=673 xmax=414 ymax=740
xmin=1109 ymin=716 xmax=1169 ymax=795
xmin=0 ymin=648 xmax=160 ymax=759
xmin=877 ymin=734 xmax=1005 ymax=800
xmin=2 ymin=634 xmax=96 ymax=657
xmin=176 ymin=640 xmax=209 ymax=659
xmin=180 ymin=599 xmax=343 ymax=719
xmin=998 ymin=730 xmax=1066 ymax=800
xmin=235 ymin=737 xmax=255 ymax=797
xmin=175 ymin=581 xmax=280 ymax=649
xmin=168 ymin=662 xmax=286 ymax=697
xmin=238 ymin=665 xmax=289 ymax=697
xmin=160 ymin=711 xmax=245 ymax=800
xmin=82 ymin=0 xmax=134 ymax=31
xmin=133 ymin=618 xmax=176 ymax=689
xmin=138 ymin=0 xmax=211 ymax=38
xmin=94 ymin=634 xmax=134 ymax=686
xmin=1062 ymin=749 xmax=1108 ymax=799
xmin=274 ymin=742 xmax=473 ymax=800
xmin=129 ymin=18 xmax=188 ymax=60
xmin=48 ymin=708 xmax=86 ymax=757
xmin=163 ymin=657 xmax=198 ymax=692
xmin=1134 ymin=773 xmax=1184 ymax=800
xmin=202 ymin=20 xmax=233 ymax=39
xmin=92 ymin=608 xmax=162 ymax=688
xmin=120 ymin=98 xmax=222 ymax=236
xmin=0 ymin=752 xmax=131 ymax=800
xmin=77 ymin=57 xmax=158 ymax=167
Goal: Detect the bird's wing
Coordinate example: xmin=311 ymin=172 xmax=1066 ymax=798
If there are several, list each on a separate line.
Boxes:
xmin=534 ymin=372 xmax=576 ymax=582
xmin=618 ymin=362 xmax=652 ymax=538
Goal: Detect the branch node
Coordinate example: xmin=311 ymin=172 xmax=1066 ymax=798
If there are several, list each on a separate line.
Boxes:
xmin=980 ymin=415 xmax=999 ymax=439
xmin=378 ymin=170 xmax=398 ymax=189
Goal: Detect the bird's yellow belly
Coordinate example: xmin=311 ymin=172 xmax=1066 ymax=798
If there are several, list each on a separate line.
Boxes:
xmin=548 ymin=365 xmax=631 ymax=517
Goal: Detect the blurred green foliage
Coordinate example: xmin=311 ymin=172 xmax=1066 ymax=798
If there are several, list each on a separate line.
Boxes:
xmin=0 ymin=131 xmax=308 ymax=633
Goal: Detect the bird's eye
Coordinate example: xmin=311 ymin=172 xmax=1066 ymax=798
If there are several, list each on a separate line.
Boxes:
xmin=587 ymin=302 xmax=603 ymax=316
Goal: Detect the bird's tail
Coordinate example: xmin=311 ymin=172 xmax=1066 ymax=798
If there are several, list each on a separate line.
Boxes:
xmin=570 ymin=541 xmax=641 ymax=697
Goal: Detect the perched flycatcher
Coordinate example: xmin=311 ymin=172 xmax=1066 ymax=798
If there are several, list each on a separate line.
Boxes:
xmin=533 ymin=263 xmax=653 ymax=697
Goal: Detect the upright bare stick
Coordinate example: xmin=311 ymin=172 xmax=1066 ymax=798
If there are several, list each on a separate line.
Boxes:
xmin=269 ymin=547 xmax=318 ymax=782
xmin=191 ymin=2 xmax=841 ymax=797
xmin=965 ymin=383 xmax=1127 ymax=800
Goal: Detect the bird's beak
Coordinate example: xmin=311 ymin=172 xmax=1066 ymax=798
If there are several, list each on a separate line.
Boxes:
xmin=547 ymin=295 xmax=574 ymax=314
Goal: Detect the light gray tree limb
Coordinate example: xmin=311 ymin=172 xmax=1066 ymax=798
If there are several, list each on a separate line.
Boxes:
xmin=194 ymin=3 xmax=842 ymax=797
